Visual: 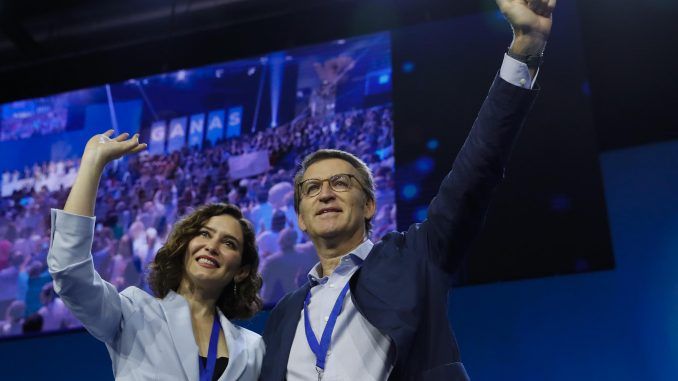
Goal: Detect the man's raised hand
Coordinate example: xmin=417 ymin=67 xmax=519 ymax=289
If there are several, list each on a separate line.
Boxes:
xmin=496 ymin=0 xmax=556 ymax=56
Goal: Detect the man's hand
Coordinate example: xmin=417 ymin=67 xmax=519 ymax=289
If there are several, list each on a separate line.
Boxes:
xmin=496 ymin=0 xmax=556 ymax=56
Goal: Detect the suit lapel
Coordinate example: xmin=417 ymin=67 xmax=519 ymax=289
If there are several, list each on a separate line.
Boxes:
xmin=159 ymin=291 xmax=199 ymax=381
xmin=274 ymin=283 xmax=310 ymax=378
xmin=219 ymin=312 xmax=247 ymax=380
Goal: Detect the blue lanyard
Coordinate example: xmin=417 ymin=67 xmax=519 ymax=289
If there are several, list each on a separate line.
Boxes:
xmin=303 ymin=281 xmax=351 ymax=376
xmin=199 ymin=312 xmax=222 ymax=381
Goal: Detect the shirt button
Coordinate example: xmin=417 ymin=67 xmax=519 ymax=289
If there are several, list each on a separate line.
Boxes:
xmin=519 ymin=78 xmax=527 ymax=86
xmin=329 ymin=283 xmax=335 ymax=288
xmin=324 ymin=316 xmax=329 ymax=322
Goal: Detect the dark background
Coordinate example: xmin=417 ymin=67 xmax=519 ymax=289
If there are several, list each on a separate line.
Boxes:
xmin=0 ymin=0 xmax=675 ymax=148
xmin=2 ymin=0 xmax=646 ymax=285
xmin=0 ymin=0 xmax=677 ymax=379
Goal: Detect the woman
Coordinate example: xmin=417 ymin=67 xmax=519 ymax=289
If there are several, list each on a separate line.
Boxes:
xmin=48 ymin=130 xmax=264 ymax=380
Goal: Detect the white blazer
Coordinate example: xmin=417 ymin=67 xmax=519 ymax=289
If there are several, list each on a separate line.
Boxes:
xmin=47 ymin=209 xmax=264 ymax=381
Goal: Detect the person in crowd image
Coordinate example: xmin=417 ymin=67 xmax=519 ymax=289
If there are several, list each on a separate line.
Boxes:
xmin=0 ymin=100 xmax=396 ymax=309
xmin=0 ymin=300 xmax=26 ymax=337
xmin=260 ymin=0 xmax=556 ymax=380
xmin=47 ymin=131 xmax=264 ymax=380
xmin=259 ymin=228 xmax=317 ymax=305
xmin=36 ymin=282 xmax=79 ymax=331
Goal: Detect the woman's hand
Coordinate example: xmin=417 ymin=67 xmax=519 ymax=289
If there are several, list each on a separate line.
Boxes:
xmin=81 ymin=130 xmax=147 ymax=171
xmin=64 ymin=130 xmax=146 ymax=217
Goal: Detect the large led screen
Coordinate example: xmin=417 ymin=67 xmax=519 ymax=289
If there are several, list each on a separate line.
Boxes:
xmin=0 ymin=32 xmax=394 ymax=339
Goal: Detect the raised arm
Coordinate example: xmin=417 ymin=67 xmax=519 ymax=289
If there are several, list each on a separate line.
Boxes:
xmin=498 ymin=0 xmax=555 ymax=78
xmin=48 ymin=131 xmax=145 ymax=343
xmin=64 ymin=130 xmax=146 ymax=216
xmin=416 ymin=0 xmax=555 ymax=273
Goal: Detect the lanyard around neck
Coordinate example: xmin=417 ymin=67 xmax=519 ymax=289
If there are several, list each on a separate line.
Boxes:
xmin=303 ymin=281 xmax=352 ymax=375
xmin=199 ymin=312 xmax=222 ymax=381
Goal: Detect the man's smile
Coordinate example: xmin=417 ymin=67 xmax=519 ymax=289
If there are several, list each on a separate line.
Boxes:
xmin=316 ymin=207 xmax=342 ymax=216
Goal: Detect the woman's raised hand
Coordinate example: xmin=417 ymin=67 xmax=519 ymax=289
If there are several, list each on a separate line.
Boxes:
xmin=64 ymin=130 xmax=147 ymax=216
xmin=82 ymin=130 xmax=147 ymax=170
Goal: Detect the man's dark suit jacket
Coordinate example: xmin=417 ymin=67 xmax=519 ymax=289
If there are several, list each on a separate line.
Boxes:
xmin=260 ymin=76 xmax=538 ymax=380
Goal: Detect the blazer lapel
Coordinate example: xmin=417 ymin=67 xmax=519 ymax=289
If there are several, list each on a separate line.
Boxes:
xmin=159 ymin=291 xmax=199 ymax=381
xmin=219 ymin=312 xmax=247 ymax=380
xmin=276 ymin=283 xmax=310 ymax=378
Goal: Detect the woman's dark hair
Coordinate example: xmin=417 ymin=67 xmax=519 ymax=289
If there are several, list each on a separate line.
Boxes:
xmin=147 ymin=203 xmax=262 ymax=319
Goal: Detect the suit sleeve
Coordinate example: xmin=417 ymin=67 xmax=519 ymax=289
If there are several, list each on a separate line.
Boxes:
xmin=47 ymin=208 xmax=124 ymax=343
xmin=412 ymin=75 xmax=538 ymax=274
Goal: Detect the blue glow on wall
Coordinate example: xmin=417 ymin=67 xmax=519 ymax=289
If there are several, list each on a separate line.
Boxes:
xmin=402 ymin=61 xmax=415 ymax=73
xmin=269 ymin=52 xmax=285 ymax=128
xmin=414 ymin=206 xmax=428 ymax=222
xmin=401 ymin=184 xmax=419 ymax=200
xmin=415 ymin=156 xmax=435 ymax=174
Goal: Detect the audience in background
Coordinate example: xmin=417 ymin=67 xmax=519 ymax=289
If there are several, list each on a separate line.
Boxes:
xmin=0 ymin=105 xmax=395 ymax=336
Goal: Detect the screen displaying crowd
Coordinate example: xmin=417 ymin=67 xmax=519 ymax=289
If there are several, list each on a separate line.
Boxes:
xmin=0 ymin=32 xmax=395 ymax=339
xmin=1 ymin=98 xmax=69 ymax=142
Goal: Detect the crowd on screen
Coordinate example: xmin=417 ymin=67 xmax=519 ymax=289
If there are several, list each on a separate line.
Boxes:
xmin=0 ymin=105 xmax=395 ymax=337
xmin=0 ymin=107 xmax=69 ymax=142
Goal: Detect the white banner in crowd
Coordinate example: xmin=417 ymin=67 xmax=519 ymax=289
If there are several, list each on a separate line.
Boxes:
xmin=2 ymin=163 xmax=78 ymax=196
xmin=207 ymin=110 xmax=225 ymax=146
xmin=168 ymin=117 xmax=187 ymax=153
xmin=148 ymin=121 xmax=167 ymax=155
xmin=228 ymin=150 xmax=270 ymax=180
xmin=226 ymin=106 xmax=243 ymax=138
xmin=189 ymin=114 xmax=205 ymax=149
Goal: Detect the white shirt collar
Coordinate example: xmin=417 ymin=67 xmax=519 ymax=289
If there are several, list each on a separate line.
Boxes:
xmin=307 ymin=239 xmax=374 ymax=285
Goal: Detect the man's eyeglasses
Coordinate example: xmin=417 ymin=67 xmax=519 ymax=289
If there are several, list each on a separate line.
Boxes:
xmin=298 ymin=173 xmax=365 ymax=198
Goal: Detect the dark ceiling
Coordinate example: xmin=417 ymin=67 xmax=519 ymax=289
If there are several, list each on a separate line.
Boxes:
xmin=0 ymin=0 xmax=480 ymax=100
xmin=0 ymin=0 xmax=675 ymax=150
xmin=0 ymin=0 xmax=343 ymax=77
xmin=0 ymin=1 xmax=295 ymax=63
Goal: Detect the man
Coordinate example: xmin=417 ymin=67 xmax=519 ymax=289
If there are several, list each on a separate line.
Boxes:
xmin=261 ymin=0 xmax=555 ymax=379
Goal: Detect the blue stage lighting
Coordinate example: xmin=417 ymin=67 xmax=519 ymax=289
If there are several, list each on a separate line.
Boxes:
xmin=402 ymin=184 xmax=418 ymax=200
xmin=414 ymin=206 xmax=428 ymax=222
xmin=581 ymin=81 xmax=591 ymax=97
xmin=415 ymin=156 xmax=434 ymax=174
xmin=269 ymin=52 xmax=285 ymax=129
xmin=426 ymin=139 xmax=439 ymax=151
xmin=550 ymin=194 xmax=572 ymax=212
xmin=402 ymin=61 xmax=415 ymax=73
